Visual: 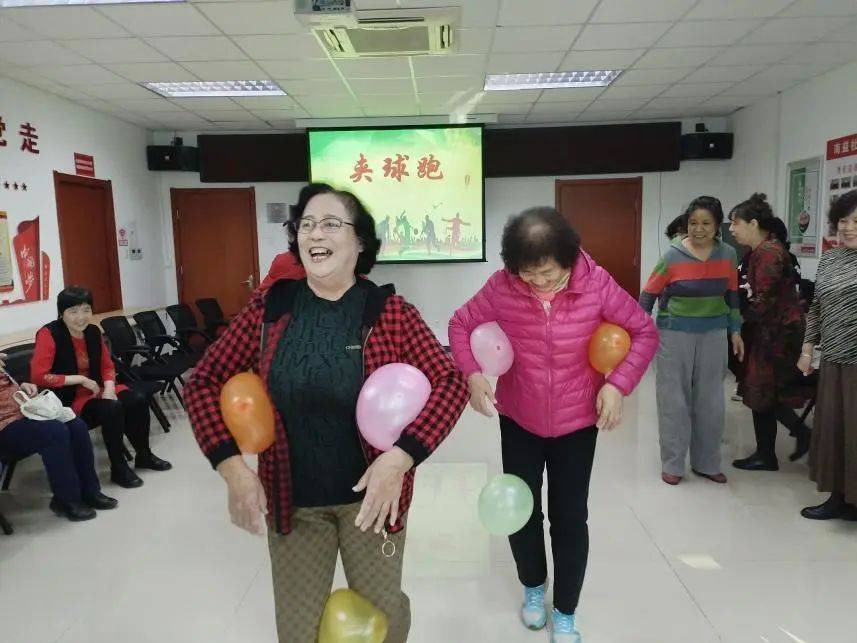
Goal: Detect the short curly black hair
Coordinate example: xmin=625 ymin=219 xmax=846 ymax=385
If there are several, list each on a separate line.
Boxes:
xmin=287 ymin=183 xmax=381 ymax=275
xmin=828 ymin=188 xmax=857 ymax=233
xmin=500 ymin=207 xmax=581 ymax=275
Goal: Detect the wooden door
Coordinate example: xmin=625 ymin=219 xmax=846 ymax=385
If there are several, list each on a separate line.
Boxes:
xmin=171 ymin=188 xmax=259 ymax=317
xmin=54 ymin=172 xmax=122 ymax=313
xmin=556 ymin=178 xmax=643 ymax=299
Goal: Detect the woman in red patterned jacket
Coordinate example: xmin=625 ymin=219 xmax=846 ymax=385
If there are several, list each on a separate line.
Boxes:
xmin=729 ymin=194 xmax=814 ymax=471
xmin=185 ymin=183 xmax=468 ymax=643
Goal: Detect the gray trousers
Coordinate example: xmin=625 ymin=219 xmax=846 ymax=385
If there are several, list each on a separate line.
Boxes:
xmin=656 ymin=328 xmax=728 ymax=476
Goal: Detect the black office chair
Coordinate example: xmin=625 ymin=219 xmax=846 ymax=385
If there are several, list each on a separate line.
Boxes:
xmin=799 ymin=278 xmax=815 ymax=313
xmin=100 ymin=316 xmax=187 ymax=410
xmin=133 ymin=310 xmax=200 ymax=370
xmin=165 ymin=304 xmax=215 ymax=356
xmin=0 ymin=462 xmax=12 ymax=534
xmin=195 ymin=297 xmax=230 ymax=337
xmin=800 ymin=371 xmax=819 ymax=424
xmin=110 ymin=356 xmax=172 ymax=433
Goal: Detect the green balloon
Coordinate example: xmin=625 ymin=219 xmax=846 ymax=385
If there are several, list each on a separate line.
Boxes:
xmin=478 ymin=473 xmax=534 ymax=535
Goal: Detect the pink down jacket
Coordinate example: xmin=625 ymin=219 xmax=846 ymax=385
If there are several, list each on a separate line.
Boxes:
xmin=448 ymin=251 xmax=659 ymax=438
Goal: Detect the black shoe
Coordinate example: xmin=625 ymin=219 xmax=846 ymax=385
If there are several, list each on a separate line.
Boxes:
xmin=135 ymin=452 xmax=172 ymax=472
xmin=843 ymin=504 xmax=857 ymax=521
xmin=111 ymin=466 xmax=144 ymax=488
xmin=83 ymin=491 xmax=118 ymax=510
xmin=801 ymin=494 xmax=847 ymax=520
xmin=789 ymin=430 xmax=811 ymax=462
xmin=49 ymin=497 xmax=96 ymax=522
xmin=732 ymin=452 xmax=779 ymax=471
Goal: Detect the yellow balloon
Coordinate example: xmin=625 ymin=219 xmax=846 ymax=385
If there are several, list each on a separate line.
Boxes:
xmin=318 ymin=589 xmax=388 ymax=643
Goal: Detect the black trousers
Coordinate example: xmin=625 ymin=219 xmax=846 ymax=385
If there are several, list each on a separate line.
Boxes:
xmin=752 ymin=405 xmax=810 ymax=458
xmin=499 ymin=415 xmax=598 ymax=615
xmin=81 ymin=389 xmax=151 ymax=470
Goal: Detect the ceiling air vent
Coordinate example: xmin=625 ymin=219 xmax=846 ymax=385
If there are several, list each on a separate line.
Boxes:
xmin=306 ymin=7 xmax=459 ymax=57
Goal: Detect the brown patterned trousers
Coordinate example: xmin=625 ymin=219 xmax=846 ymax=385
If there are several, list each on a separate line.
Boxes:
xmin=267 ymin=502 xmax=410 ymax=642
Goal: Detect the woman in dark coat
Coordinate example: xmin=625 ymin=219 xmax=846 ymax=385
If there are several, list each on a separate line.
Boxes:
xmin=728 ymin=194 xmax=813 ymax=470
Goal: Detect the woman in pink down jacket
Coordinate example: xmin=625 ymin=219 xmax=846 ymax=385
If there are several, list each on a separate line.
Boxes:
xmin=449 ymin=207 xmax=657 ymax=643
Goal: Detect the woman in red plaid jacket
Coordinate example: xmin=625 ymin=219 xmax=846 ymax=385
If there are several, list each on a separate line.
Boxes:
xmin=185 ymin=183 xmax=469 ymax=642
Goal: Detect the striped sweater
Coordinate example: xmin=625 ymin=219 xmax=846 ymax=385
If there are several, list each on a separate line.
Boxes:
xmin=639 ymin=238 xmax=741 ymax=334
xmin=804 ymin=247 xmax=857 ymax=365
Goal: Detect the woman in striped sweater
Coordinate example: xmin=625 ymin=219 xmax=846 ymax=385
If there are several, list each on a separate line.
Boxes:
xmin=798 ymin=189 xmax=857 ymax=521
xmin=640 ymin=196 xmax=744 ymax=485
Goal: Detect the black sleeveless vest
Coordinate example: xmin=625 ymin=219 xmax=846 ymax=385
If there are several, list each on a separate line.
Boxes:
xmin=43 ymin=319 xmax=103 ymax=406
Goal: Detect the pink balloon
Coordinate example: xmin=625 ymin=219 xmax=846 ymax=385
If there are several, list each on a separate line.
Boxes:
xmin=356 ymin=363 xmax=431 ymax=451
xmin=470 ymin=322 xmax=514 ymax=376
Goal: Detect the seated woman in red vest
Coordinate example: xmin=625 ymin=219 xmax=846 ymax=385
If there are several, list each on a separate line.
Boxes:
xmin=30 ymin=286 xmax=172 ymax=488
xmin=0 ymin=356 xmax=117 ymax=521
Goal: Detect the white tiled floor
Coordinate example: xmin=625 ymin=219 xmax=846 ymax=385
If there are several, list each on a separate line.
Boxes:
xmin=2 ymin=374 xmax=856 ymax=643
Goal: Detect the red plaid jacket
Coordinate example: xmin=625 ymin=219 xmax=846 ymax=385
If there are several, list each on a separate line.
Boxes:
xmin=185 ymin=279 xmax=469 ymax=535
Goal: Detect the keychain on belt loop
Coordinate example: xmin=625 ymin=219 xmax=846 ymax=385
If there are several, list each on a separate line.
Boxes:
xmin=380 ymin=528 xmax=396 ymax=558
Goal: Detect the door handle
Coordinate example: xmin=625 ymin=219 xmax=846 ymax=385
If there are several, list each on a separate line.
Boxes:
xmin=241 ymin=274 xmax=255 ymax=289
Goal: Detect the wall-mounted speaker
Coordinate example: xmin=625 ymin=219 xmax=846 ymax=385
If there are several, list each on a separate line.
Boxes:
xmin=146 ymin=145 xmax=199 ymax=171
xmin=680 ymin=132 xmax=733 ymax=160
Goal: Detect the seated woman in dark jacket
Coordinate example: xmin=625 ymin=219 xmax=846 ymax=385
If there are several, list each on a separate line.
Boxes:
xmin=31 ymin=287 xmax=171 ymax=488
xmin=0 ymin=355 xmax=116 ymax=521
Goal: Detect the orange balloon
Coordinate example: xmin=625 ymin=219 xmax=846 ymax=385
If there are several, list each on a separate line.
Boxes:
xmin=588 ymin=323 xmax=631 ymax=375
xmin=220 ymin=372 xmax=275 ymax=454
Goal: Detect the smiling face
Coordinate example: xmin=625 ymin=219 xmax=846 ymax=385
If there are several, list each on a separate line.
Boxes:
xmin=518 ymin=258 xmax=568 ymax=293
xmin=62 ymin=303 xmax=92 ymax=335
xmin=839 ymin=209 xmax=857 ymax=249
xmin=686 ymin=208 xmax=718 ymax=246
xmin=296 ymin=192 xmax=362 ymax=282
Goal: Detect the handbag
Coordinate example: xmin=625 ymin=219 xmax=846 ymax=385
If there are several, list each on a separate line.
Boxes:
xmin=12 ymin=389 xmax=76 ymax=423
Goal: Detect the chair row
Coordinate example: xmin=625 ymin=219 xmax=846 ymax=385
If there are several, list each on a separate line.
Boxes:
xmin=0 ymin=301 xmax=229 ymax=534
xmin=0 ymin=305 xmax=222 ymax=514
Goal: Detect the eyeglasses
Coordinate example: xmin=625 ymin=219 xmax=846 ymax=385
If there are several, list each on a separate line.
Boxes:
xmin=295 ymin=217 xmax=354 ymax=235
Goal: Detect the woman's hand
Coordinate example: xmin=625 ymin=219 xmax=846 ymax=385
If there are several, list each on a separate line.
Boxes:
xmin=102 ymin=381 xmax=118 ymax=401
xmin=467 ymin=373 xmax=496 ymax=417
xmin=20 ymin=382 xmax=38 ymax=397
xmin=731 ymin=332 xmax=745 ymax=362
xmin=353 ymin=447 xmax=414 ymax=533
xmin=79 ymin=377 xmax=101 ymax=396
xmin=798 ymin=343 xmax=815 ymax=376
xmin=596 ymin=383 xmax=623 ymax=430
xmin=217 ymin=456 xmax=268 ymax=536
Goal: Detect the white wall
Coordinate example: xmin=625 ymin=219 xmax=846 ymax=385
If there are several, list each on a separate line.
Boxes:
xmin=154 ymin=157 xmax=740 ymax=343
xmin=0 ymin=77 xmax=164 ymax=335
xmin=732 ymin=59 xmax=857 ymax=279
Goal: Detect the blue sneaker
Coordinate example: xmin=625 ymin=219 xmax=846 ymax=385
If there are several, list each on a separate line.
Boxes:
xmin=520 ymin=582 xmax=547 ymax=630
xmin=550 ymin=608 xmax=582 ymax=643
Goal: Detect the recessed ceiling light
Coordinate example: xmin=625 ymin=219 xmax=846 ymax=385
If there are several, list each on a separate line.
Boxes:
xmin=484 ymin=70 xmax=622 ymax=91
xmin=1 ymin=0 xmax=184 ymax=6
xmin=142 ymin=81 xmax=286 ymax=98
